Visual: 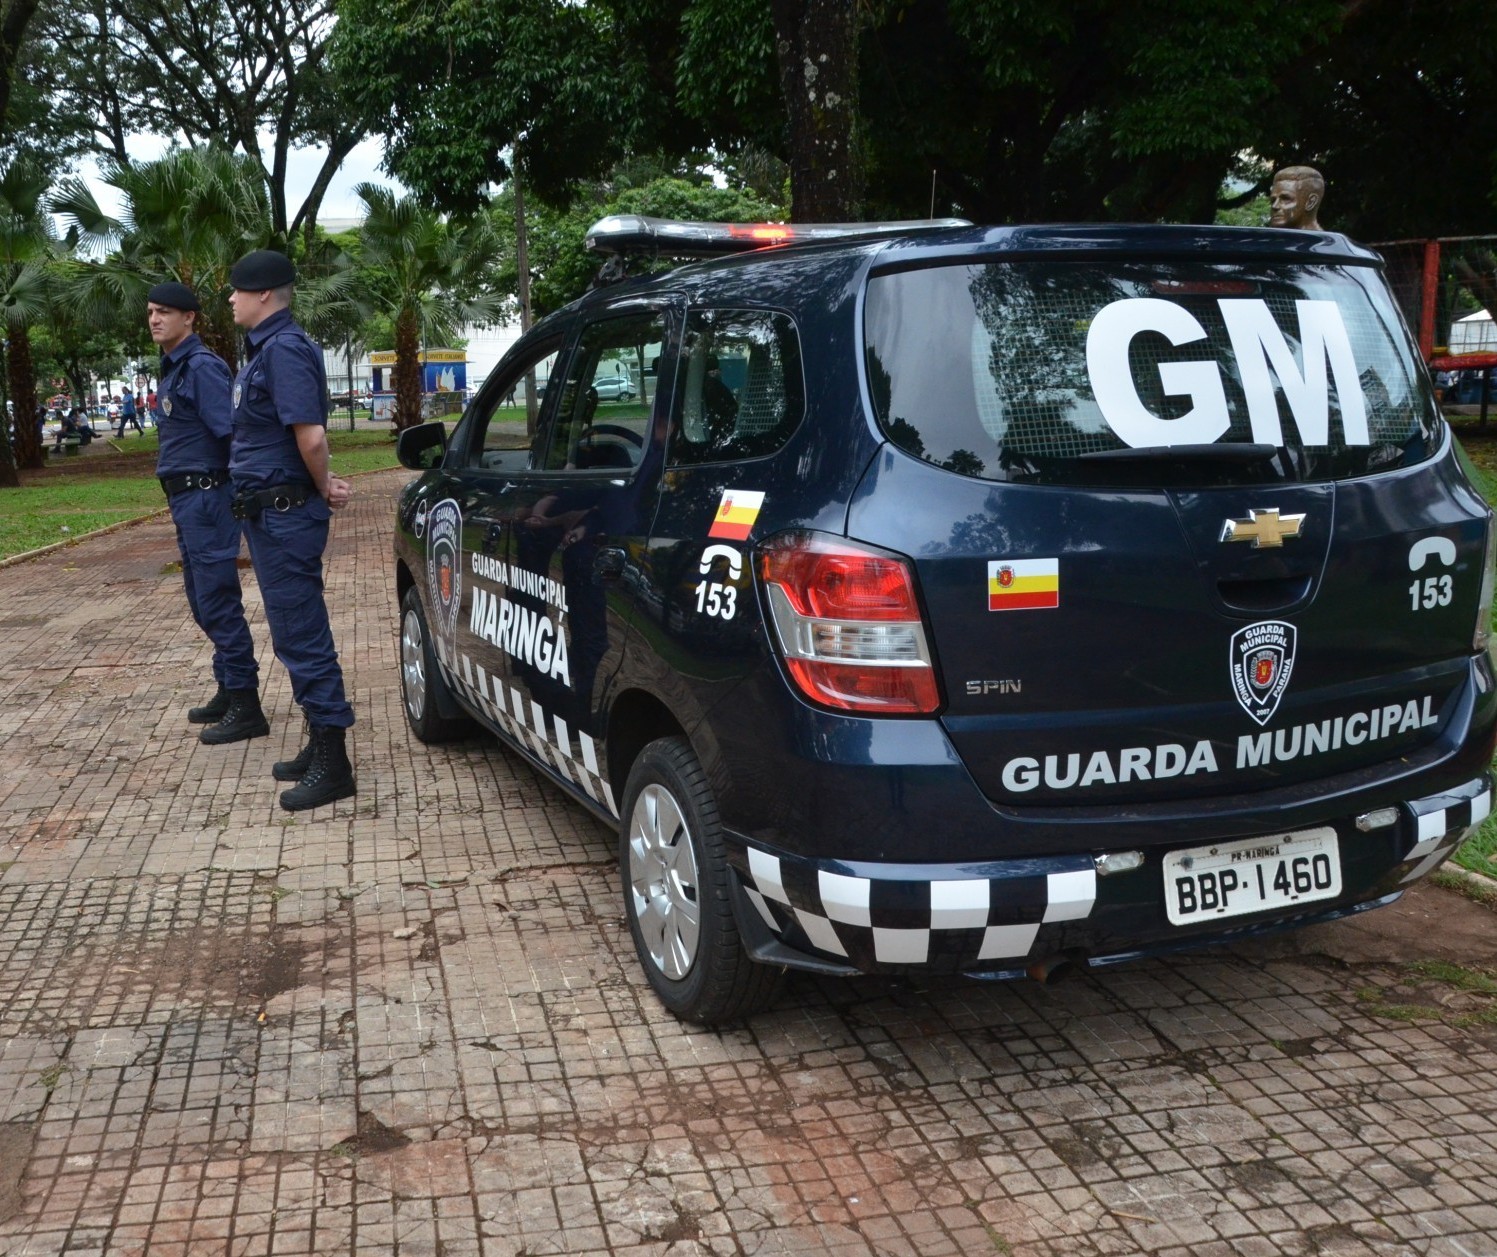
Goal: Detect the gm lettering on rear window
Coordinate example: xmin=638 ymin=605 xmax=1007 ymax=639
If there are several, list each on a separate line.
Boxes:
xmin=863 ymin=261 xmax=1438 ymax=486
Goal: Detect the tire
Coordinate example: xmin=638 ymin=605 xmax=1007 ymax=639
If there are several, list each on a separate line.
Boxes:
xmin=399 ymin=587 xmax=475 ymax=743
xmin=620 ymin=737 xmax=784 ymax=1024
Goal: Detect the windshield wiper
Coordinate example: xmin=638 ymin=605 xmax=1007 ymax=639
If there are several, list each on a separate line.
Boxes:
xmin=1077 ymin=443 xmax=1278 ymax=464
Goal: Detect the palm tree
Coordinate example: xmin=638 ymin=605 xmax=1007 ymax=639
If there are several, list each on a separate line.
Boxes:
xmin=351 ymin=184 xmax=507 ymax=430
xmin=51 ymin=147 xmax=273 ymax=370
xmin=0 ymin=161 xmax=56 ymax=480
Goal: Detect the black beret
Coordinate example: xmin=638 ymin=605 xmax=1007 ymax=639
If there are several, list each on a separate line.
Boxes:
xmin=229 ymin=249 xmax=296 ymax=290
xmin=147 ymin=281 xmax=200 ymax=312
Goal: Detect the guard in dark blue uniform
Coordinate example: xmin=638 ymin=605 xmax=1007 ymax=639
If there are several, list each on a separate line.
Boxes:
xmin=228 ymin=249 xmax=356 ymax=811
xmin=148 ymin=281 xmax=267 ymax=743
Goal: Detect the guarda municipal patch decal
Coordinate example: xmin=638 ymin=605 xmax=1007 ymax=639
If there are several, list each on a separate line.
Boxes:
xmin=1230 ymin=620 xmax=1296 ymax=726
xmin=425 ymin=498 xmax=464 ymax=646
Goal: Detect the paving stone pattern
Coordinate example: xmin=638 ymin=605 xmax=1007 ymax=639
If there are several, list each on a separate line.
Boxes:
xmin=1 ymin=470 xmax=1496 ymax=1256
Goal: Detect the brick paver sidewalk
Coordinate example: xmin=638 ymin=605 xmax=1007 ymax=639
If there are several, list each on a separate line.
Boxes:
xmin=2 ymin=468 xmax=1497 ymax=1255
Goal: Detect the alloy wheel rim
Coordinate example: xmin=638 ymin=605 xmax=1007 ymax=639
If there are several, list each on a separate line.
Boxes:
xmin=628 ymin=783 xmax=702 ymax=980
xmin=400 ymin=609 xmax=427 ymax=719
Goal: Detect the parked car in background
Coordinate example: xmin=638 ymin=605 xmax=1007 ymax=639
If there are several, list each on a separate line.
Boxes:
xmin=591 ymin=373 xmax=635 ymax=402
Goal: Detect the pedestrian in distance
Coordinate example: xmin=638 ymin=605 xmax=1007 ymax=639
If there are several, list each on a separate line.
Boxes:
xmin=116 ymin=385 xmax=144 ymax=436
xmin=227 ymin=248 xmax=357 ymax=811
xmin=148 ymin=280 xmax=266 ymax=743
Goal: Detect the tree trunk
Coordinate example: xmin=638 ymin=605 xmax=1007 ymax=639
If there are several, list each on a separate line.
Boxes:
xmin=769 ymin=0 xmax=861 ymax=222
xmin=0 ymin=339 xmax=16 ymax=487
xmin=514 ymin=177 xmax=538 ymax=438
xmin=0 ymin=0 xmax=43 ymax=136
xmin=198 ymin=316 xmax=239 ymax=373
xmin=7 ymin=325 xmax=41 ymax=470
xmin=393 ymin=308 xmax=423 ymax=431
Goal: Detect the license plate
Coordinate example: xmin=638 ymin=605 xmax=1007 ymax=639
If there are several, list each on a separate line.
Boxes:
xmin=1163 ymin=827 xmax=1341 ymax=926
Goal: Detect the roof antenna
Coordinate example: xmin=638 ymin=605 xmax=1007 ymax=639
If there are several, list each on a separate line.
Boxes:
xmin=929 ymin=170 xmax=936 ymax=219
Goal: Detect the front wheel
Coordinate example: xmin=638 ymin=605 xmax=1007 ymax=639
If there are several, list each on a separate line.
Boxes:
xmin=620 ymin=737 xmax=783 ymax=1024
xmin=399 ymin=587 xmax=475 ymax=743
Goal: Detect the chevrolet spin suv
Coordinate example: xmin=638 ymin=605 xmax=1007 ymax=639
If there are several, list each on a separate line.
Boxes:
xmin=393 ymin=216 xmax=1497 ymax=1024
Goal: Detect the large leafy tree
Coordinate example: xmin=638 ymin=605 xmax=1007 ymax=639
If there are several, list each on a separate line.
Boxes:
xmin=29 ymin=295 xmax=129 ymax=412
xmin=333 ymin=1 xmax=649 ymax=215
xmin=334 ymin=0 xmax=865 ymax=220
xmin=51 ymin=147 xmax=273 ymax=368
xmin=1258 ymin=0 xmax=1497 ymax=241
xmin=350 ymin=185 xmax=507 ymax=430
xmin=32 ymin=0 xmax=364 ymax=238
xmin=856 ymin=0 xmax=1347 ymax=224
xmin=492 ymin=171 xmax=784 ymax=319
xmin=0 ymin=160 xmax=54 ymax=480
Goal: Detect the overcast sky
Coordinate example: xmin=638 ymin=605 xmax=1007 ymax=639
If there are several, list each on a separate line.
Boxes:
xmin=71 ymin=133 xmax=405 ymax=224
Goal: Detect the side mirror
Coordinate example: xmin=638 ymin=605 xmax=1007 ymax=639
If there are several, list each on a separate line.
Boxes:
xmin=396 ymin=421 xmax=448 ymax=471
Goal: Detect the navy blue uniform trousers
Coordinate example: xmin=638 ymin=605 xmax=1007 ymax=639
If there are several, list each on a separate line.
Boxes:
xmin=240 ymin=502 xmax=354 ymax=728
xmin=169 ymin=484 xmax=257 ymax=690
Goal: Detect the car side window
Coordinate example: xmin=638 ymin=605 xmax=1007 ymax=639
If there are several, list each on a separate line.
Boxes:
xmin=461 ymin=341 xmax=563 ymax=472
xmin=539 ymin=311 xmax=664 ymax=474
xmin=668 ymin=309 xmax=804 ymax=466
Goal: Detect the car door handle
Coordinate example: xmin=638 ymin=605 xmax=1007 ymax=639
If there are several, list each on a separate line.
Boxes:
xmin=592 ymin=547 xmax=626 ymax=584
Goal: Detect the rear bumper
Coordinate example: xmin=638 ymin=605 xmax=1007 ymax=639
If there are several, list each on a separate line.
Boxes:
xmin=724 ymin=773 xmax=1492 ymax=977
xmin=708 ymin=657 xmax=1497 ymax=864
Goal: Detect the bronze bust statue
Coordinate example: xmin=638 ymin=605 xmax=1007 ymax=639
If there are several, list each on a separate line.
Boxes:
xmin=1269 ymin=166 xmax=1325 ymax=230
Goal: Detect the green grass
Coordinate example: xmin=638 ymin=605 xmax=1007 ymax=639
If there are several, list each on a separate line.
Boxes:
xmin=1450 ymin=421 xmax=1497 ymax=878
xmin=0 ymin=428 xmax=404 ymax=561
xmin=1357 ymin=960 xmax=1497 ymax=1028
xmin=0 ymin=476 xmax=169 ymax=558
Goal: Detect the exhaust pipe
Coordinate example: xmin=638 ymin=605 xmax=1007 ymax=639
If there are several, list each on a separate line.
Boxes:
xmin=1026 ymin=953 xmax=1077 ymax=985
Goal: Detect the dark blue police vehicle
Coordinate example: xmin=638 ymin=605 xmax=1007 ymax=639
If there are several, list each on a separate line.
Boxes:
xmin=394 ymin=216 xmax=1497 ymax=1023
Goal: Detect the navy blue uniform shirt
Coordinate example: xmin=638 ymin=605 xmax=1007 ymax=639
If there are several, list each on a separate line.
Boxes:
xmin=229 ymin=307 xmax=330 ymax=491
xmin=153 ymin=334 xmax=234 ymax=478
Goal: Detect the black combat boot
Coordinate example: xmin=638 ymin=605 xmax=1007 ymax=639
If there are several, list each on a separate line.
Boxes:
xmin=273 ymin=720 xmax=314 ymax=781
xmin=198 ymin=687 xmax=270 ymax=744
xmin=188 ymin=683 xmax=230 ymax=724
xmin=278 ymin=726 xmax=356 ymax=811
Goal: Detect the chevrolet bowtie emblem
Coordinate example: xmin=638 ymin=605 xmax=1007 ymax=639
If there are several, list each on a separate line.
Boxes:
xmin=1220 ymin=508 xmax=1306 ymax=548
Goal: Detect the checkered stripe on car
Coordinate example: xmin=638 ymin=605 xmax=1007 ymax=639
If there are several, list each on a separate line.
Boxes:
xmin=739 ymin=847 xmax=1096 ymax=968
xmin=435 ymin=643 xmax=617 ymax=817
xmin=1401 ymin=776 xmax=1491 ymax=884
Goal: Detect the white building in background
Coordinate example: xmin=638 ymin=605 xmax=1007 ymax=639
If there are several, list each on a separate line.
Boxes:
xmin=1450 ymin=309 xmax=1495 ymax=356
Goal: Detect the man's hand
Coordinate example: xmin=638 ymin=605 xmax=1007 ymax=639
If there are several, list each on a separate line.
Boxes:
xmin=327 ymin=476 xmax=352 ymax=510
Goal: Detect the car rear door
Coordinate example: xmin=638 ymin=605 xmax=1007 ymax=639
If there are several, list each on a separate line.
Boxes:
xmin=853 ymin=248 xmax=1492 ymax=809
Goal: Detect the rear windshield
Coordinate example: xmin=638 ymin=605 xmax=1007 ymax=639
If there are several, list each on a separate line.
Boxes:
xmin=863 ymin=259 xmax=1439 ymax=486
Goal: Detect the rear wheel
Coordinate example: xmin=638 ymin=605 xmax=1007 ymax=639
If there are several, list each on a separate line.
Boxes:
xmin=620 ymin=737 xmax=783 ymax=1024
xmin=400 ymin=587 xmax=474 ymax=743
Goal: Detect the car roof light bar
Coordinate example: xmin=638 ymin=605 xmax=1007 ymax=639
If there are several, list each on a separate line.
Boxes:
xmin=584 ymin=214 xmax=973 ymax=259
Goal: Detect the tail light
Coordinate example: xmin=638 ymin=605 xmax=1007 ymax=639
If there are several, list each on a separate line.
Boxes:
xmin=758 ymin=531 xmax=940 ymax=714
xmin=1477 ymin=512 xmax=1496 ymax=659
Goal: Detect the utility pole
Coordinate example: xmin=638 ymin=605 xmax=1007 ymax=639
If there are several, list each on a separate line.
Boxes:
xmin=345 ymin=331 xmax=356 ymax=430
xmin=514 ymin=173 xmax=538 ymax=438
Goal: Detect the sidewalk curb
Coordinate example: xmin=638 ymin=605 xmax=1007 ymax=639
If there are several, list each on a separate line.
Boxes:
xmin=0 ymin=506 xmax=172 ymax=569
xmin=1438 ymin=861 xmax=1497 ymax=900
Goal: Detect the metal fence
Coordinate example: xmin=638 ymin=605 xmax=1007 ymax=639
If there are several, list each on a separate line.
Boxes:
xmin=1371 ymin=235 xmax=1497 ymax=371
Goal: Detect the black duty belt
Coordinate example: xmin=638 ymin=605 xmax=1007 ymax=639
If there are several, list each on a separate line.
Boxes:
xmin=161 ymin=470 xmax=231 ymax=497
xmin=231 ymin=482 xmax=314 ymax=520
